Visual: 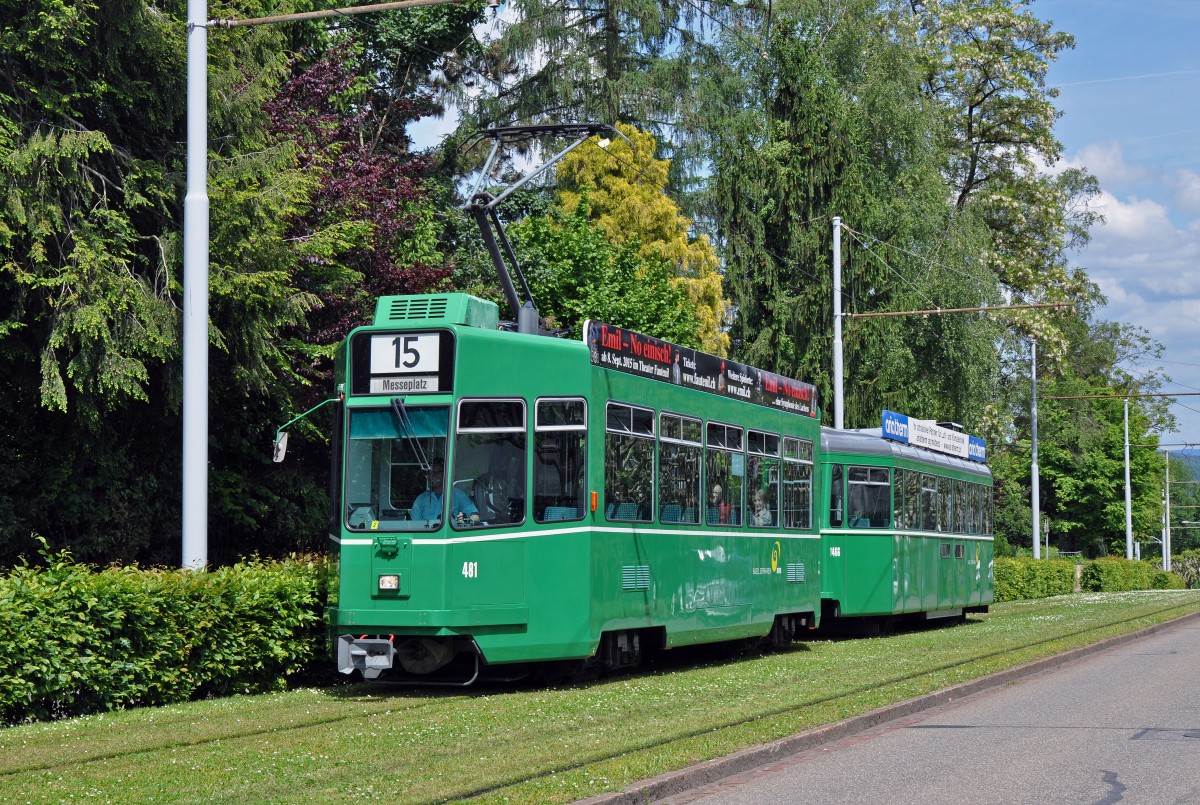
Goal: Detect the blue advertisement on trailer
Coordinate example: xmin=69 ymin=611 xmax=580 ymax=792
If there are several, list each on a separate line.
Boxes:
xmin=881 ymin=410 xmax=986 ymax=463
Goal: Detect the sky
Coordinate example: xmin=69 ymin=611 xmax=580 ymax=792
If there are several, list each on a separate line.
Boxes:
xmin=1036 ymin=0 xmax=1200 ymax=445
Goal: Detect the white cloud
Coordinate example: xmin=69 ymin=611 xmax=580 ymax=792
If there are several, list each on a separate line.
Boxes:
xmin=1075 ymin=189 xmax=1200 ymax=313
xmin=1170 ymin=168 xmax=1200 ymax=214
xmin=1061 ymin=141 xmax=1151 ymax=187
xmin=1091 ymin=190 xmax=1174 ymax=240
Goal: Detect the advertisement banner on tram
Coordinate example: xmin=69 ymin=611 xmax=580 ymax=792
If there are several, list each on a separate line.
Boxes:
xmin=583 ymin=320 xmax=817 ymax=418
xmin=881 ymin=410 xmax=986 ymax=462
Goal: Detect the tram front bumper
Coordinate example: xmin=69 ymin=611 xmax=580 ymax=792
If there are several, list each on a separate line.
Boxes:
xmin=336 ymin=635 xmax=395 ymax=678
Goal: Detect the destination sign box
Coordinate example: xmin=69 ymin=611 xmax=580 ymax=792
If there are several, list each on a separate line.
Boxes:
xmin=881 ymin=410 xmax=986 ymax=462
xmin=583 ymin=320 xmax=818 ymax=418
xmin=349 ymin=329 xmax=456 ymax=396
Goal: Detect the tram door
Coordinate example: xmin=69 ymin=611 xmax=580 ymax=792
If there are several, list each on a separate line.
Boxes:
xmin=821 ymin=464 xmax=847 ymax=610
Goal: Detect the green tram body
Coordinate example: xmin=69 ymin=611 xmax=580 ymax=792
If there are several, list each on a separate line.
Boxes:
xmin=325 ymin=293 xmax=994 ymax=682
xmin=328 ymin=294 xmax=824 ymax=682
xmin=818 ymin=427 xmax=994 ymax=623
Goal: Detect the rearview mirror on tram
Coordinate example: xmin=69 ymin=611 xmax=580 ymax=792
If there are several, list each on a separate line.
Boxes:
xmin=272 ymin=431 xmax=289 ymax=463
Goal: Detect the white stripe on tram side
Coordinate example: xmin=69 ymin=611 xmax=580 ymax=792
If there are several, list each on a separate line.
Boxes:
xmin=330 ymin=525 xmax=823 ymax=547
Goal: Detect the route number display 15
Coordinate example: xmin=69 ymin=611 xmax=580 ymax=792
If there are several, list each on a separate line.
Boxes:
xmin=349 ymin=330 xmax=454 ymax=396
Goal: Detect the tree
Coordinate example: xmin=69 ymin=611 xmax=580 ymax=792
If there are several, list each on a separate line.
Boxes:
xmin=1168 ymin=454 xmax=1200 ymax=554
xmin=908 ymin=0 xmax=1102 ymax=358
xmin=990 ymin=316 xmax=1170 ymax=557
xmin=202 ymin=38 xmax=459 ymax=562
xmin=0 ymin=0 xmax=200 ymax=565
xmin=511 ymin=200 xmax=700 ymax=346
xmin=461 ymin=0 xmax=714 ymax=130
xmin=451 ymin=0 xmax=740 ymax=215
xmin=555 ymin=123 xmax=728 ymax=354
xmin=706 ymin=0 xmax=1001 ymax=428
xmin=0 ymin=0 xmax=183 ymax=423
xmin=0 ymin=2 xmax=461 ymax=566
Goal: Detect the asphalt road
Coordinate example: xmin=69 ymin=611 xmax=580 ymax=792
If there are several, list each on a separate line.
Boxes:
xmin=655 ymin=620 xmax=1200 ymax=805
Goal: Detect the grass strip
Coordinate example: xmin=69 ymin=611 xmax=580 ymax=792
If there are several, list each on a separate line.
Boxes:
xmin=1 ymin=590 xmax=1198 ymax=805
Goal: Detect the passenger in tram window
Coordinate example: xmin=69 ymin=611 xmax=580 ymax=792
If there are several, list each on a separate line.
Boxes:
xmin=750 ymin=488 xmax=772 ymax=526
xmin=707 ymin=483 xmax=727 ymax=524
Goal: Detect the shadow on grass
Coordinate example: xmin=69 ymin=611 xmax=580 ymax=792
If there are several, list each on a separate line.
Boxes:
xmin=321 ymin=638 xmax=817 ymax=703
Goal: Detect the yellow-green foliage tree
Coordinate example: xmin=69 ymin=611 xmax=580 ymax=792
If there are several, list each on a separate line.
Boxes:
xmin=556 ymin=123 xmax=729 ymax=356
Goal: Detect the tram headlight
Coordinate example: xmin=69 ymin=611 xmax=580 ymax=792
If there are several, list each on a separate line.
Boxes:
xmin=378 ymin=574 xmax=400 ymax=591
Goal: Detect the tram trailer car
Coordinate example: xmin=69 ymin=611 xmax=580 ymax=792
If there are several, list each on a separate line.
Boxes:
xmin=819 ymin=425 xmax=994 ymax=630
xmin=329 ymin=294 xmax=824 ymax=684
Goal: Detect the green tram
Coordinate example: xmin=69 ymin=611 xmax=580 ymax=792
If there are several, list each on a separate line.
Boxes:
xmin=329 ymin=293 xmax=825 ymax=683
xmin=819 ymin=415 xmax=994 ymax=628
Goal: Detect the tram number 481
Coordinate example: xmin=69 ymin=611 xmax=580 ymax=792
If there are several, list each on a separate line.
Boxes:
xmin=462 ymin=561 xmax=479 ymax=579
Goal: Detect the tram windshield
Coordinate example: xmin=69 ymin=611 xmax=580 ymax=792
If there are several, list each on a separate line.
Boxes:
xmin=344 ymin=406 xmax=450 ymax=531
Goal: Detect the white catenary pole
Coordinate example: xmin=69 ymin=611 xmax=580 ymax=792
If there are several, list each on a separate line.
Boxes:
xmin=1031 ymin=339 xmax=1040 ymax=559
xmin=182 ymin=0 xmax=209 ymax=570
xmin=1163 ymin=453 xmax=1171 ymax=572
xmin=832 ymin=216 xmax=844 ymax=430
xmin=1125 ymin=398 xmax=1133 ymax=560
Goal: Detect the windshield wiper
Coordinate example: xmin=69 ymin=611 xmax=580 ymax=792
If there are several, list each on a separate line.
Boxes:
xmin=390 ymin=398 xmax=431 ymax=472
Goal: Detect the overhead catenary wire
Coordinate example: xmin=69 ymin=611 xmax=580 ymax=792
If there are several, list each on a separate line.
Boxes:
xmin=847 ymin=302 xmax=1072 ymax=319
xmin=840 ymin=227 xmax=939 ymax=310
xmin=840 ymin=223 xmax=993 ymax=292
xmin=209 ymin=0 xmax=464 ymax=28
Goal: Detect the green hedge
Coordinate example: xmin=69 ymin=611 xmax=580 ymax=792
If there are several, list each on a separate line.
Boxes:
xmin=995 ymin=556 xmax=1186 ymax=602
xmin=0 ymin=542 xmax=329 ymax=725
xmin=993 ymin=557 xmax=1077 ymax=602
xmin=1082 ymin=558 xmax=1163 ymax=592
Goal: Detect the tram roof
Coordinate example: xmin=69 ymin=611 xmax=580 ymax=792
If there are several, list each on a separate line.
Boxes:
xmin=820 ymin=427 xmax=991 ymax=479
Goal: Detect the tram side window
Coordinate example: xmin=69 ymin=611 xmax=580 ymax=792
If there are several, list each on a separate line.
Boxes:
xmin=534 ymin=398 xmax=587 ymax=523
xmin=905 ymin=470 xmax=919 ymax=531
xmin=972 ymin=483 xmax=982 ymax=534
xmin=345 ymin=405 xmax=449 ymax=531
xmin=659 ymin=413 xmax=702 ymax=524
xmin=829 ymin=464 xmax=844 ymax=528
xmin=967 ymin=482 xmax=976 ymax=534
xmin=920 ymin=473 xmax=937 ymax=531
xmin=937 ymin=476 xmax=952 ymax=532
xmin=953 ymin=480 xmax=966 ymax=533
xmin=848 ymin=466 xmax=890 ymax=528
xmin=782 ymin=437 xmax=813 ymax=529
xmin=706 ymin=422 xmax=744 ymax=525
xmin=894 ymin=469 xmax=906 ymax=530
xmin=985 ymin=486 xmax=994 ymax=535
xmin=453 ymin=399 xmax=527 ymax=528
xmin=605 ymin=402 xmax=654 ymax=522
xmin=747 ymin=430 xmax=780 ymax=528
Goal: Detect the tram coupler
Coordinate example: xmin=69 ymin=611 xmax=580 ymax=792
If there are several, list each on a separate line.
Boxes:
xmin=336 ymin=635 xmax=395 ymax=679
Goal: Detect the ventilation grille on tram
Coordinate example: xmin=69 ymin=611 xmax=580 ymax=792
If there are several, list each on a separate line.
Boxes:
xmin=622 ymin=565 xmax=651 ymax=591
xmin=386 ymin=296 xmax=450 ymax=322
xmin=373 ymin=293 xmax=500 ymax=329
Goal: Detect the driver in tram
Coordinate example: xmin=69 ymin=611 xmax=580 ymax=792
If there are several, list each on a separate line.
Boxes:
xmin=411 ymin=459 xmax=480 ymax=525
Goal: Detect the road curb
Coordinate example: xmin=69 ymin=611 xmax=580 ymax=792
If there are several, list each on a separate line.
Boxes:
xmin=576 ymin=608 xmax=1200 ymax=805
